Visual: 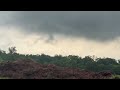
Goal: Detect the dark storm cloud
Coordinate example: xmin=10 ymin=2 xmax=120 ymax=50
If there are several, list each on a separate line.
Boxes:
xmin=1 ymin=11 xmax=120 ymax=41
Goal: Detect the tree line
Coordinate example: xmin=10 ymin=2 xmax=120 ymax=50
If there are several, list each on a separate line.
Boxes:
xmin=0 ymin=47 xmax=120 ymax=75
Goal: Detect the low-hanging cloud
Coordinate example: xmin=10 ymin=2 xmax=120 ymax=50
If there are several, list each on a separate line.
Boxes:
xmin=1 ymin=11 xmax=120 ymax=42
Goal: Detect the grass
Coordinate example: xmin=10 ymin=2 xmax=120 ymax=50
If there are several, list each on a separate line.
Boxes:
xmin=110 ymin=75 xmax=120 ymax=79
xmin=0 ymin=77 xmax=10 ymax=79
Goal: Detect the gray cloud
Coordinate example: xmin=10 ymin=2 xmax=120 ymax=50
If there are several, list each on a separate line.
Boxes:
xmin=1 ymin=11 xmax=120 ymax=42
xmin=44 ymin=35 xmax=58 ymax=44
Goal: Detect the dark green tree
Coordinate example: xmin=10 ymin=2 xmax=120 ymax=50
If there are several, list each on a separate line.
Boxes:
xmin=8 ymin=47 xmax=17 ymax=54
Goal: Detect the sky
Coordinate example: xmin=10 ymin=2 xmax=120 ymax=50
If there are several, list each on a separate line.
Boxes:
xmin=1 ymin=11 xmax=120 ymax=59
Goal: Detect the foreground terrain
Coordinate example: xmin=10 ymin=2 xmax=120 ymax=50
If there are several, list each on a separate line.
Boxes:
xmin=0 ymin=59 xmax=113 ymax=79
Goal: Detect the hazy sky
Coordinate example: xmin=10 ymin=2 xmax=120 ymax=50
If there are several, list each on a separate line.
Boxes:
xmin=1 ymin=11 xmax=120 ymax=59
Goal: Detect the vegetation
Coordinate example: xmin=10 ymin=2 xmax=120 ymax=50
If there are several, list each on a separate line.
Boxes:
xmin=110 ymin=75 xmax=120 ymax=79
xmin=0 ymin=59 xmax=113 ymax=79
xmin=0 ymin=47 xmax=120 ymax=76
xmin=0 ymin=77 xmax=9 ymax=79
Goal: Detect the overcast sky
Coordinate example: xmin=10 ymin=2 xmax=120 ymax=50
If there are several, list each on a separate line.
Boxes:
xmin=1 ymin=11 xmax=120 ymax=59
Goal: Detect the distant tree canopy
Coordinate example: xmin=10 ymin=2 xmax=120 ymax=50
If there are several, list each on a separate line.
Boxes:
xmin=96 ymin=58 xmax=118 ymax=65
xmin=8 ymin=47 xmax=17 ymax=54
xmin=0 ymin=47 xmax=120 ymax=75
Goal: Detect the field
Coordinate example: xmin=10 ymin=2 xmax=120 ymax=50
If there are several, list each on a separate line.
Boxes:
xmin=0 ymin=59 xmax=114 ymax=79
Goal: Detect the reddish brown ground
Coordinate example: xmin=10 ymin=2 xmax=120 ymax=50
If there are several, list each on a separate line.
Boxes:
xmin=0 ymin=59 xmax=112 ymax=79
